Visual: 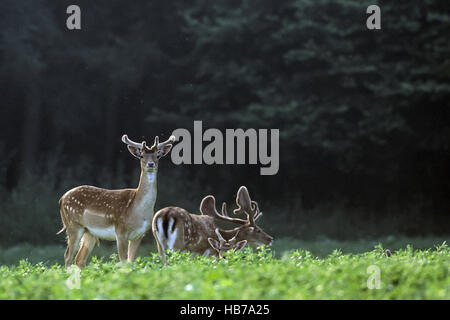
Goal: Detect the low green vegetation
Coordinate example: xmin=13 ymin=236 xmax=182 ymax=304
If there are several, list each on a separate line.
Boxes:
xmin=0 ymin=239 xmax=448 ymax=299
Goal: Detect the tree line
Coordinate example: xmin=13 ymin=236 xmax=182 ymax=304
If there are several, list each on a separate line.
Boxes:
xmin=0 ymin=0 xmax=448 ymax=244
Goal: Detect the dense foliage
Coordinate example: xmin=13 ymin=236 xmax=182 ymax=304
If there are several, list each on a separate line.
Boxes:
xmin=0 ymin=0 xmax=449 ymax=244
xmin=0 ymin=243 xmax=448 ymax=299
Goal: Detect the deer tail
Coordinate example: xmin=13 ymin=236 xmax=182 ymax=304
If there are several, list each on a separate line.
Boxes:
xmin=56 ymin=199 xmax=67 ymax=235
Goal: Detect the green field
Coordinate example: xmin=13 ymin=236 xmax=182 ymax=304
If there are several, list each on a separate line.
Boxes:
xmin=0 ymin=237 xmax=448 ymax=299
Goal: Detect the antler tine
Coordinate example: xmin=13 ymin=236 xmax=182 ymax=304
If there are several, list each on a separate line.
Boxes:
xmin=229 ymin=230 xmax=240 ymax=245
xmin=251 ymin=200 xmax=263 ymax=220
xmin=158 ymin=135 xmax=176 ymax=148
xmin=214 ymin=228 xmax=226 ymax=246
xmin=221 ymin=202 xmax=230 ymax=217
xmin=151 ymin=136 xmax=160 ymax=150
xmin=232 ymin=204 xmax=246 ymax=216
xmin=200 ymin=195 xmax=248 ymax=225
xmin=150 ymin=135 xmax=176 ymax=151
xmin=250 ymin=200 xmax=258 ymax=211
xmin=121 ymin=134 xmax=145 ymax=149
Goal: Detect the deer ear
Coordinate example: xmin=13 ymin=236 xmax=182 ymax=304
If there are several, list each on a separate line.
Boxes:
xmin=235 ymin=240 xmax=247 ymax=251
xmin=127 ymin=145 xmax=143 ymax=159
xmin=208 ymin=238 xmax=220 ymax=252
xmin=157 ymin=144 xmax=173 ymax=158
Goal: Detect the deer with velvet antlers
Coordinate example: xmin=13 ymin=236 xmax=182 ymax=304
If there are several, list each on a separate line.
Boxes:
xmin=58 ymin=134 xmax=175 ymax=268
xmin=208 ymin=228 xmax=248 ymax=259
xmin=152 ymin=186 xmax=273 ymax=262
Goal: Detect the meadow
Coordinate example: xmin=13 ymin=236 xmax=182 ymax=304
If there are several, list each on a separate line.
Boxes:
xmin=0 ymin=236 xmax=448 ymax=299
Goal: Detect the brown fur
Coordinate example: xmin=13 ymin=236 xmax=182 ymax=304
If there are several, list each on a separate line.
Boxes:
xmin=59 ymin=183 xmax=151 ymax=268
xmin=152 ymin=204 xmax=273 ymax=263
xmin=58 ymin=134 xmax=174 ymax=268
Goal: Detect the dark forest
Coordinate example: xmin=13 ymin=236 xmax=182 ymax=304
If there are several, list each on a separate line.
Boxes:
xmin=0 ymin=0 xmax=449 ymax=246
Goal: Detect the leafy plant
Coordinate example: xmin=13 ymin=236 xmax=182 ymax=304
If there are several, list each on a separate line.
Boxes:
xmin=0 ymin=244 xmax=448 ymax=299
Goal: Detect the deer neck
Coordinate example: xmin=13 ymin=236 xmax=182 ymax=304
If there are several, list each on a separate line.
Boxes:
xmin=133 ymin=167 xmax=158 ymax=216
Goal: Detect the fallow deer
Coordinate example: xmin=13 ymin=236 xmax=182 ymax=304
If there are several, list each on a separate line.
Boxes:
xmin=152 ymin=186 xmax=273 ymax=263
xmin=208 ymin=228 xmax=247 ymax=259
xmin=58 ymin=134 xmax=175 ymax=268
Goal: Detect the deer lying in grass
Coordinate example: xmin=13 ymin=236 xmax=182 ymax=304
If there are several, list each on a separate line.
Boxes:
xmin=58 ymin=134 xmax=175 ymax=268
xmin=208 ymin=228 xmax=247 ymax=259
xmin=152 ymin=186 xmax=273 ymax=263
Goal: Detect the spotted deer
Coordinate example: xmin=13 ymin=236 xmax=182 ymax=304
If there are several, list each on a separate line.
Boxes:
xmin=58 ymin=134 xmax=175 ymax=268
xmin=152 ymin=186 xmax=273 ymax=263
xmin=208 ymin=228 xmax=247 ymax=259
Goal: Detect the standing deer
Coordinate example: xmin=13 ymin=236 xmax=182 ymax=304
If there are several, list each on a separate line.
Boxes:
xmin=58 ymin=134 xmax=175 ymax=268
xmin=208 ymin=228 xmax=247 ymax=259
xmin=152 ymin=186 xmax=273 ymax=263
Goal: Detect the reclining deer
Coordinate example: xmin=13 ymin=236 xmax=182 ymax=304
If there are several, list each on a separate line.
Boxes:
xmin=58 ymin=134 xmax=175 ymax=268
xmin=208 ymin=228 xmax=248 ymax=259
xmin=152 ymin=186 xmax=273 ymax=263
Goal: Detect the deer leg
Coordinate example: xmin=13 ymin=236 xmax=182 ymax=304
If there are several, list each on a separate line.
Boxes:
xmin=127 ymin=236 xmax=143 ymax=262
xmin=115 ymin=233 xmax=129 ymax=262
xmin=75 ymin=232 xmax=97 ymax=268
xmin=64 ymin=227 xmax=84 ymax=268
xmin=156 ymin=241 xmax=167 ymax=264
xmin=152 ymin=228 xmax=167 ymax=264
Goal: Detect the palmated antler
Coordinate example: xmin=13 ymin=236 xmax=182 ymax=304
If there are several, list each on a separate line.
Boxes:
xmin=200 ymin=195 xmax=248 ymax=225
xmin=233 ymin=186 xmax=262 ymax=226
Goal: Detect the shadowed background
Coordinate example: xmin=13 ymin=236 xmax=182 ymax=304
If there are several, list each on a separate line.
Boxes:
xmin=0 ymin=0 xmax=449 ymax=255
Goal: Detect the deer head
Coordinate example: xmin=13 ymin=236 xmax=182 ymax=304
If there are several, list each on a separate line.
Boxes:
xmin=122 ymin=134 xmax=175 ymax=172
xmin=208 ymin=228 xmax=247 ymax=258
xmin=201 ymin=186 xmax=273 ymax=246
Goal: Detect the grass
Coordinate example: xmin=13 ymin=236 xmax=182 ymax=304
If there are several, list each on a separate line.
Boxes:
xmin=0 ymin=235 xmax=447 ymax=265
xmin=0 ymin=237 xmax=448 ymax=299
